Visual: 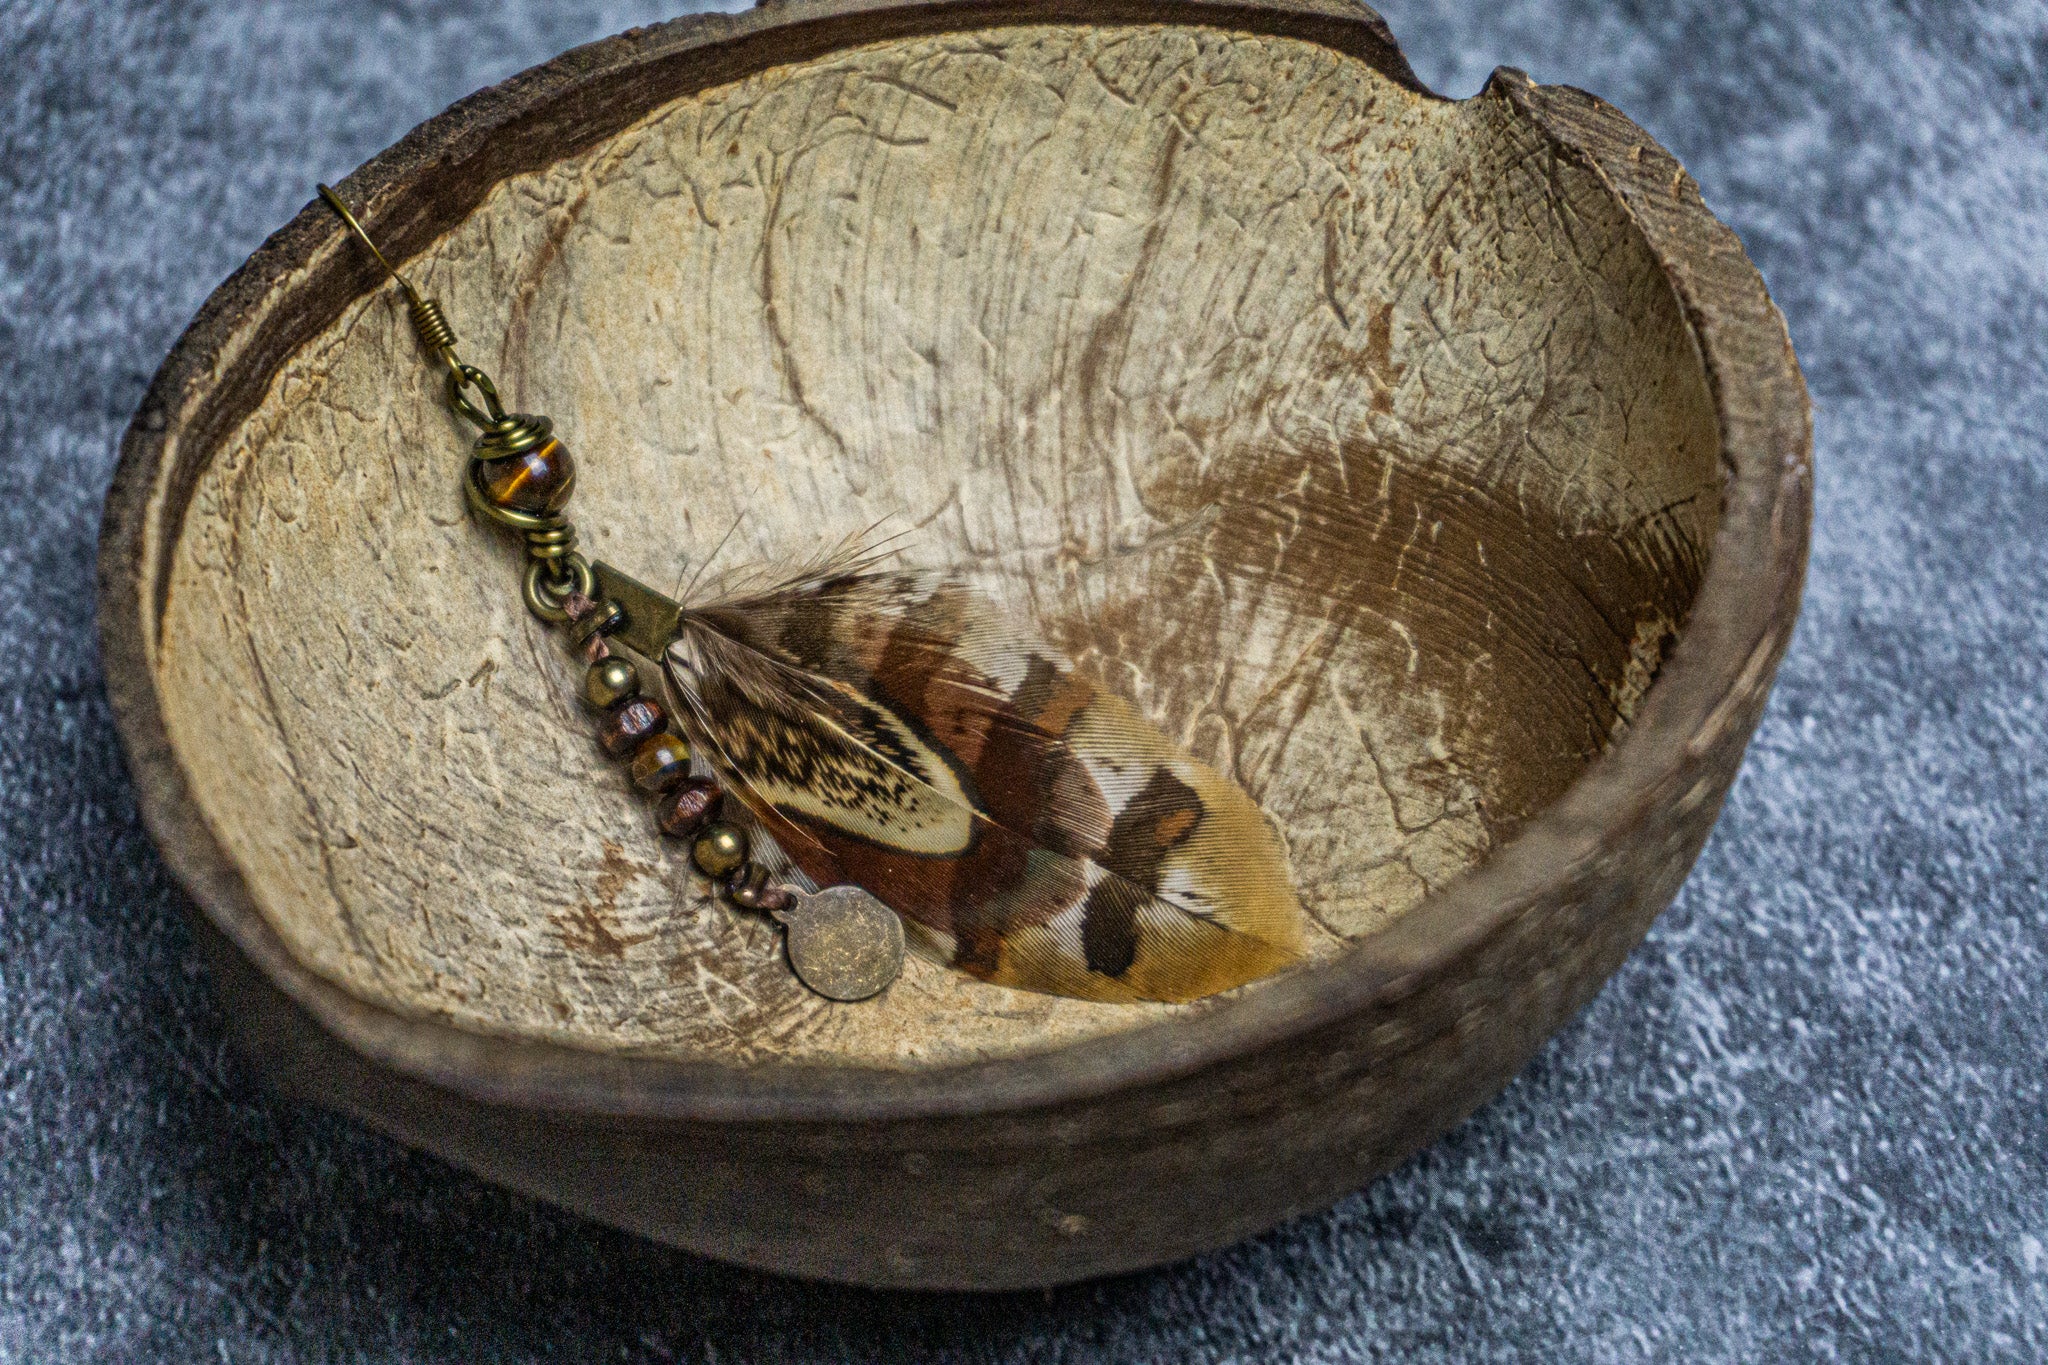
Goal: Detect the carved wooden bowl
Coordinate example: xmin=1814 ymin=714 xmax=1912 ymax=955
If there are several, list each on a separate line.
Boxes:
xmin=99 ymin=0 xmax=1810 ymax=1290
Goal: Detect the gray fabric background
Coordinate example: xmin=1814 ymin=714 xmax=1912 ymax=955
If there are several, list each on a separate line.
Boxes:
xmin=3 ymin=0 xmax=2044 ymax=1360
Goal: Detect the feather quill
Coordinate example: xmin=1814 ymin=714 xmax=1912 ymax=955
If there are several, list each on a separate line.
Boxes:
xmin=661 ymin=558 xmax=1305 ymax=1002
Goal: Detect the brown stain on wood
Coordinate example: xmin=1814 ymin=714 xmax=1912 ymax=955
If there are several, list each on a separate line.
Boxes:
xmin=1054 ymin=410 xmax=1708 ymax=836
xmin=1205 ymin=435 xmax=1706 ymax=833
xmin=550 ymin=840 xmax=657 ymax=959
xmin=1363 ymin=301 xmax=1403 ymax=413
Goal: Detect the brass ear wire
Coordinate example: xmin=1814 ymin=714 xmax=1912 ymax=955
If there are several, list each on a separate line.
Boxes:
xmin=316 ymin=184 xmax=554 ymax=454
xmin=316 ymin=184 xmax=465 ymax=371
xmin=315 ymin=184 xmax=404 ymax=286
xmin=318 ymin=182 xmax=590 ymax=620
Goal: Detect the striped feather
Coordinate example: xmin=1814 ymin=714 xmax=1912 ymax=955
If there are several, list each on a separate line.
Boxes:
xmin=662 ymin=566 xmax=1305 ymax=1002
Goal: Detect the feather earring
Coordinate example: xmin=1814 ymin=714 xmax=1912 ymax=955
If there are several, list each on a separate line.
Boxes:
xmin=317 ymin=185 xmax=1306 ymax=1004
xmin=658 ymin=562 xmax=1307 ymax=1002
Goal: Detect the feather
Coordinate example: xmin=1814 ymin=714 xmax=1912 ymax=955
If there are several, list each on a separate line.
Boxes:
xmin=661 ymin=561 xmax=1306 ymax=1002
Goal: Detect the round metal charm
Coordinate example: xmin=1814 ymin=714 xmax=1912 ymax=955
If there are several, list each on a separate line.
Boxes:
xmin=774 ymin=886 xmax=905 ymax=1001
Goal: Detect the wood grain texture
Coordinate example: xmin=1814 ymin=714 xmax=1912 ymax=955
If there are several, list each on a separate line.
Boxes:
xmin=100 ymin=0 xmax=1808 ymax=1288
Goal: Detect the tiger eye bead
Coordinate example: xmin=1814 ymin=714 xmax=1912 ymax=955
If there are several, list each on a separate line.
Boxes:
xmin=583 ymin=656 xmax=639 ymax=710
xmin=471 ymin=436 xmax=575 ymax=515
xmin=692 ymin=822 xmax=748 ymax=879
xmin=597 ymin=697 xmax=665 ymax=758
xmin=656 ymin=779 xmax=722 ymax=840
xmin=629 ymin=732 xmax=692 ymax=793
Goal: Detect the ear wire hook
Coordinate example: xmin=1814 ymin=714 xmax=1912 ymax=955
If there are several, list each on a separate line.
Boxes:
xmin=316 ymin=184 xmax=408 ymax=289
xmin=315 ymin=183 xmax=463 ymax=372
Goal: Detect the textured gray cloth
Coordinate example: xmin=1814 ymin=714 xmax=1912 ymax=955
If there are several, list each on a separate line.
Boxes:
xmin=3 ymin=0 xmax=2044 ymax=1359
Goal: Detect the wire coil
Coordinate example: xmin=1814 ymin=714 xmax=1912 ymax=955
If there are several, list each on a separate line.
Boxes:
xmin=408 ymin=295 xmax=459 ymax=355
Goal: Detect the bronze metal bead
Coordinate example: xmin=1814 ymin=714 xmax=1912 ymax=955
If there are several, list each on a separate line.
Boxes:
xmin=583 ymin=656 xmax=639 ymax=710
xmin=470 ymin=436 xmax=576 ymax=515
xmin=629 ymin=732 xmax=691 ymax=793
xmin=656 ymin=779 xmax=722 ymax=840
xmin=597 ymin=698 xmax=665 ymax=758
xmin=692 ymin=822 xmax=748 ymax=879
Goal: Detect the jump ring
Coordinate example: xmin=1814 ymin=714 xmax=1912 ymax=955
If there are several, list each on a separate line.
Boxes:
xmin=523 ymin=553 xmax=594 ymax=623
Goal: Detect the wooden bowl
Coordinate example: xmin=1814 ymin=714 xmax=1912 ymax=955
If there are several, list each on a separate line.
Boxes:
xmin=99 ymin=0 xmax=1810 ymax=1290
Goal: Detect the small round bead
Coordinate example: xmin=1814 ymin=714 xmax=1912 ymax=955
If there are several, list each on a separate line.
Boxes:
xmin=584 ymin=657 xmax=639 ymax=710
xmin=597 ymin=698 xmax=665 ymax=758
xmin=629 ymin=732 xmax=692 ymax=793
xmin=471 ymin=437 xmax=575 ymax=515
xmin=656 ymin=779 xmax=722 ymax=839
xmin=692 ymin=822 xmax=748 ymax=879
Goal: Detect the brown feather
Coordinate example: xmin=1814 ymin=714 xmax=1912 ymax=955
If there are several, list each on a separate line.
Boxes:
xmin=663 ymin=566 xmax=1305 ymax=1002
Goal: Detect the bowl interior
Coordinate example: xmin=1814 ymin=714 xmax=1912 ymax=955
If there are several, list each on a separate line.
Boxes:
xmin=152 ymin=22 xmax=1719 ymax=1067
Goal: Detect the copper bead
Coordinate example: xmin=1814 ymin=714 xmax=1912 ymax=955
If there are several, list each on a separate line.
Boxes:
xmin=598 ymin=698 xmax=665 ymax=758
xmin=630 ymin=733 xmax=691 ymax=793
xmin=471 ymin=436 xmax=575 ymax=515
xmin=656 ymin=779 xmax=722 ymax=840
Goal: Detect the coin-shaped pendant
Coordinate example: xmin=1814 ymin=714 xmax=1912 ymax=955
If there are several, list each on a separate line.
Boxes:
xmin=773 ymin=886 xmax=905 ymax=1001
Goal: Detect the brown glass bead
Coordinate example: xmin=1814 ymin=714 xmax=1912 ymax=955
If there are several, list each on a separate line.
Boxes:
xmin=692 ymin=822 xmax=748 ymax=879
xmin=629 ymin=732 xmax=691 ymax=793
xmin=597 ymin=698 xmax=665 ymax=758
xmin=471 ymin=437 xmax=575 ymax=515
xmin=656 ymin=779 xmax=722 ymax=840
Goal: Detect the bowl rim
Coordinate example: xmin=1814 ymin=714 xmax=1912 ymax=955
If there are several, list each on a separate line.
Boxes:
xmin=97 ymin=0 xmax=1812 ymax=1125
